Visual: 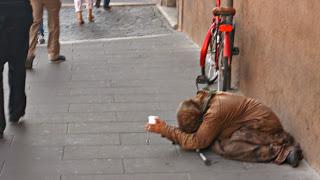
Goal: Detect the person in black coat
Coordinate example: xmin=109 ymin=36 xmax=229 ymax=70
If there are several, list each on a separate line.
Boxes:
xmin=0 ymin=0 xmax=33 ymax=137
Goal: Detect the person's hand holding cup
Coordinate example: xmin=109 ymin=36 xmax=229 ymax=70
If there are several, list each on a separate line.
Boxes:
xmin=145 ymin=116 xmax=166 ymax=134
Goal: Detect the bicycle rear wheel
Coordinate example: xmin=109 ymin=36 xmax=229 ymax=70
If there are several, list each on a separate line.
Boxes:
xmin=204 ymin=29 xmax=220 ymax=85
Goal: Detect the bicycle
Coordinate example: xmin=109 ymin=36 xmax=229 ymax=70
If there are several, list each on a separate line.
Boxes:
xmin=196 ymin=0 xmax=239 ymax=91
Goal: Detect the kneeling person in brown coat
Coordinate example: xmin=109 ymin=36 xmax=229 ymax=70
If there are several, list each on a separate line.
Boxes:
xmin=145 ymin=91 xmax=303 ymax=167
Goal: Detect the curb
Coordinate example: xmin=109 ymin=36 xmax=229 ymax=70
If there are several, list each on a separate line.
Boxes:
xmin=156 ymin=4 xmax=177 ymax=30
xmin=55 ymin=34 xmax=172 ymax=45
xmin=62 ymin=2 xmax=157 ymax=7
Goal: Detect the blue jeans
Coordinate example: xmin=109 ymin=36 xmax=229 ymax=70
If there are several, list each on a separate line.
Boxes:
xmin=38 ymin=19 xmax=44 ymax=36
xmin=103 ymin=0 xmax=110 ymax=7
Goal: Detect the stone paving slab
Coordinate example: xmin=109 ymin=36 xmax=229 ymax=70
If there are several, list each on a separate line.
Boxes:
xmin=110 ymin=79 xmax=195 ymax=88
xmin=69 ymin=102 xmax=165 ymax=112
xmin=0 ymin=136 xmax=13 ymax=147
xmin=0 ymin=146 xmax=63 ymax=161
xmin=116 ymin=111 xmax=177 ymax=122
xmin=26 ymin=104 xmax=70 ymax=114
xmin=67 ymin=122 xmax=147 ymax=134
xmin=23 ymin=112 xmax=117 ymax=123
xmin=188 ymin=171 xmax=320 ymax=180
xmin=62 ymin=173 xmax=188 ymax=180
xmin=4 ymin=123 xmax=67 ymax=136
xmin=114 ymin=94 xmax=189 ymax=103
xmin=119 ymin=132 xmax=171 ymax=145
xmin=26 ymin=95 xmax=114 ymax=104
xmin=0 ymin=174 xmax=59 ymax=180
xmin=124 ymin=156 xmax=315 ymax=175
xmin=13 ymin=133 xmax=120 ymax=147
xmin=2 ymin=159 xmax=123 ymax=176
xmin=63 ymin=145 xmax=177 ymax=159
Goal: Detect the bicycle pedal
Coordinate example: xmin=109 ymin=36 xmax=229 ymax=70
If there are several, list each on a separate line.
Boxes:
xmin=196 ymin=75 xmax=208 ymax=84
xmin=232 ymin=47 xmax=240 ymax=56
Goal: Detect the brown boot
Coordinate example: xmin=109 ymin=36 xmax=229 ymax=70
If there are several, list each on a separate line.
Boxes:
xmin=88 ymin=9 xmax=95 ymax=22
xmin=25 ymin=55 xmax=35 ymax=69
xmin=76 ymin=11 xmax=84 ymax=25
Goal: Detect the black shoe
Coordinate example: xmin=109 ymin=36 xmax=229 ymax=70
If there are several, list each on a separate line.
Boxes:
xmin=50 ymin=55 xmax=66 ymax=62
xmin=95 ymin=0 xmax=101 ymax=8
xmin=9 ymin=113 xmax=24 ymax=124
xmin=286 ymin=146 xmax=303 ymax=167
xmin=0 ymin=132 xmax=3 ymax=139
xmin=26 ymin=55 xmax=35 ymax=69
xmin=103 ymin=6 xmax=111 ymax=11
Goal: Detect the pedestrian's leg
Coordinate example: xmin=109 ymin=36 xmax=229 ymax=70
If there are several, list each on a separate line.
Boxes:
xmin=26 ymin=0 xmax=44 ymax=69
xmin=38 ymin=19 xmax=45 ymax=44
xmin=95 ymin=0 xmax=101 ymax=8
xmin=44 ymin=0 xmax=64 ymax=61
xmin=0 ymin=66 xmax=5 ymax=135
xmin=87 ymin=0 xmax=95 ymax=22
xmin=7 ymin=17 xmax=30 ymax=122
xmin=103 ymin=0 xmax=111 ymax=10
xmin=28 ymin=0 xmax=44 ymax=58
xmin=74 ymin=0 xmax=84 ymax=25
xmin=0 ymin=17 xmax=8 ymax=135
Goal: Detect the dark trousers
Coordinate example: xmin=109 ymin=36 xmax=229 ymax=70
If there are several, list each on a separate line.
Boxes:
xmin=103 ymin=0 xmax=110 ymax=7
xmin=0 ymin=15 xmax=32 ymax=132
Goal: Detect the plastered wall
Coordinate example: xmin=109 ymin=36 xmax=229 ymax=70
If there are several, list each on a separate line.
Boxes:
xmin=178 ymin=0 xmax=320 ymax=172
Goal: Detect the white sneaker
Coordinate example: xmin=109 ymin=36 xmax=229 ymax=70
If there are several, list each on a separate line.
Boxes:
xmin=38 ymin=34 xmax=45 ymax=44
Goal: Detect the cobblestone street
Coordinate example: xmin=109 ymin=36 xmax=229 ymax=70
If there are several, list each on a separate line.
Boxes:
xmin=43 ymin=1 xmax=169 ymax=41
xmin=0 ymin=1 xmax=319 ymax=180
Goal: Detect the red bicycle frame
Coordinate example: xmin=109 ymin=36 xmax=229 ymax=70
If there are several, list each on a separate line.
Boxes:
xmin=199 ymin=0 xmax=233 ymax=71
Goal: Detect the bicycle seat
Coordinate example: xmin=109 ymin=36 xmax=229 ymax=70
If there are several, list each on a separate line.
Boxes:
xmin=213 ymin=7 xmax=236 ymax=16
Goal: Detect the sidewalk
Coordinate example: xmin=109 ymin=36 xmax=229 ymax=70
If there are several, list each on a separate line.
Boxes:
xmin=0 ymin=32 xmax=319 ymax=180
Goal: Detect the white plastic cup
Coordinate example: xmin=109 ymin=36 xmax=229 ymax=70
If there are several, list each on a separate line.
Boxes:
xmin=148 ymin=116 xmax=158 ymax=124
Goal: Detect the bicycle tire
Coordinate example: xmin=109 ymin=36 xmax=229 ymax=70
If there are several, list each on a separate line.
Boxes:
xmin=217 ymin=41 xmax=230 ymax=91
xmin=204 ymin=29 xmax=220 ymax=85
xmin=222 ymin=57 xmax=230 ymax=91
xmin=226 ymin=21 xmax=236 ymax=89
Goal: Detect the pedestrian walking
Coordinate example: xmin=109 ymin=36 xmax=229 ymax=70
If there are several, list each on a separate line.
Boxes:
xmin=74 ymin=0 xmax=95 ymax=25
xmin=26 ymin=0 xmax=66 ymax=69
xmin=0 ymin=0 xmax=33 ymax=137
xmin=95 ymin=0 xmax=111 ymax=10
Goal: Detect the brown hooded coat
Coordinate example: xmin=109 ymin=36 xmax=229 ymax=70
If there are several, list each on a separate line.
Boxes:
xmin=160 ymin=91 xmax=299 ymax=164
